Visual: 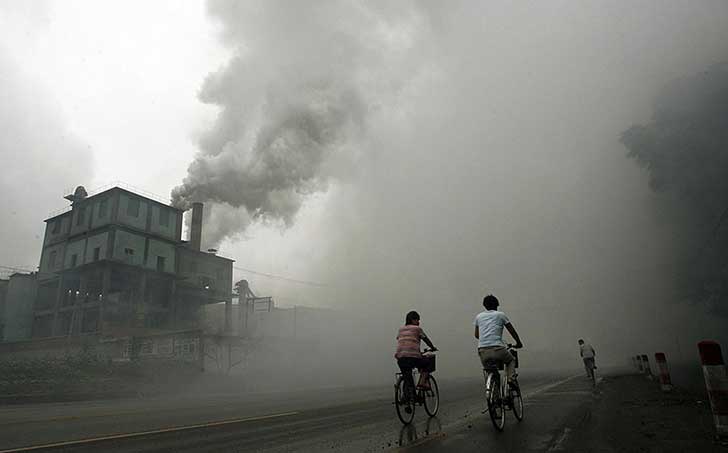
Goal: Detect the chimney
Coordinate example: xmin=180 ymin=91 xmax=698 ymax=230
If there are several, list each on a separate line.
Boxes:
xmin=190 ymin=202 xmax=203 ymax=251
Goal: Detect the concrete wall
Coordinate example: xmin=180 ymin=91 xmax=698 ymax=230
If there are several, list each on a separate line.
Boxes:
xmin=43 ymin=213 xmax=72 ymax=247
xmin=0 ymin=330 xmax=203 ymax=366
xmin=0 ymin=280 xmax=7 ymax=340
xmin=177 ymin=250 xmax=233 ymax=300
xmin=69 ymin=203 xmax=92 ymax=237
xmin=149 ymin=205 xmax=178 ymax=240
xmin=84 ymin=232 xmax=109 ymax=264
xmin=112 ymin=230 xmax=146 ymax=266
xmin=64 ymin=239 xmax=86 ymax=269
xmin=41 ymin=242 xmax=65 ymax=273
xmin=117 ymin=193 xmax=149 ymax=231
xmin=90 ymin=193 xmax=114 ymax=230
xmin=2 ymin=274 xmax=36 ymax=341
xmin=146 ymin=239 xmax=175 ymax=274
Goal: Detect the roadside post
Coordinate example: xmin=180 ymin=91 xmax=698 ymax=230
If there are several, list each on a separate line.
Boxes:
xmin=641 ymin=354 xmax=653 ymax=380
xmin=654 ymin=352 xmax=672 ymax=392
xmin=698 ymin=341 xmax=728 ymax=439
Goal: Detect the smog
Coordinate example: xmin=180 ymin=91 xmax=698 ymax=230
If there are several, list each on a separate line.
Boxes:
xmin=2 ymin=1 xmax=728 ymax=451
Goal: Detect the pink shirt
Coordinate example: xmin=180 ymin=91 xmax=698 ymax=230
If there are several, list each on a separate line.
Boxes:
xmin=395 ymin=325 xmax=425 ymax=359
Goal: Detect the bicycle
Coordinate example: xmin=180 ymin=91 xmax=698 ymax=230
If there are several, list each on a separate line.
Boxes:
xmin=482 ymin=344 xmax=523 ymax=431
xmin=394 ymin=350 xmax=440 ymax=424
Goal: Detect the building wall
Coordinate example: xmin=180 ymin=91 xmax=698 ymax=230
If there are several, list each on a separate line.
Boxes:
xmin=3 ymin=274 xmax=36 ymax=341
xmin=69 ymin=202 xmax=93 ymax=237
xmin=117 ymin=192 xmax=149 ymax=231
xmin=177 ymin=250 xmax=233 ymax=299
xmin=0 ymin=280 xmax=8 ymax=340
xmin=41 ymin=242 xmax=65 ymax=273
xmin=64 ymin=239 xmax=86 ymax=269
xmin=112 ymin=230 xmax=146 ymax=266
xmin=146 ymin=239 xmax=175 ymax=273
xmin=149 ymin=205 xmax=179 ymax=241
xmin=43 ymin=213 xmax=72 ymax=247
xmin=90 ymin=193 xmax=114 ymax=230
xmin=84 ymin=232 xmax=109 ymax=264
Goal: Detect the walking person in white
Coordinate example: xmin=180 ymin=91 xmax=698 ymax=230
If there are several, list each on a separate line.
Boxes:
xmin=578 ymin=339 xmax=596 ymax=377
xmin=474 ymin=295 xmax=523 ymax=384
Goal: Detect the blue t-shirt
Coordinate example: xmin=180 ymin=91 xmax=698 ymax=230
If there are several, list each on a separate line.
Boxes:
xmin=474 ymin=310 xmax=510 ymax=348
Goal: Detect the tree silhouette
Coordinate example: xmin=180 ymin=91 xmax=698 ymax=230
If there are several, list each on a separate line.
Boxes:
xmin=621 ymin=62 xmax=728 ymax=315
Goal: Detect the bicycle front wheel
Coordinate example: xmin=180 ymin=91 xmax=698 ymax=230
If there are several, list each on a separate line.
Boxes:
xmin=485 ymin=373 xmax=505 ymax=431
xmin=423 ymin=375 xmax=439 ymax=417
xmin=395 ymin=376 xmax=415 ymax=425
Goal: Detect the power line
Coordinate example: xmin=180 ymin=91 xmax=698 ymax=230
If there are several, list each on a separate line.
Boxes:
xmin=233 ymin=265 xmax=331 ymax=288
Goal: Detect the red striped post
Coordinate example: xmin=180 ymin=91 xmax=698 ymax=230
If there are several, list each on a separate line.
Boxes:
xmin=641 ymin=354 xmax=653 ymax=380
xmin=654 ymin=352 xmax=672 ymax=392
xmin=698 ymin=341 xmax=728 ymax=438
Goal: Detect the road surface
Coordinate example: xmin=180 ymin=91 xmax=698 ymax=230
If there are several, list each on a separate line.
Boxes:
xmin=0 ymin=371 xmax=600 ymax=452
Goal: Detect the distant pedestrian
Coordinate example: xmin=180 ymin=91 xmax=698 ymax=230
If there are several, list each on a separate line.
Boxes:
xmin=578 ymin=339 xmax=596 ymax=378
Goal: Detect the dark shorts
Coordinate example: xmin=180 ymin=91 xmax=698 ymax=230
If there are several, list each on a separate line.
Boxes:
xmin=397 ymin=355 xmax=436 ymax=374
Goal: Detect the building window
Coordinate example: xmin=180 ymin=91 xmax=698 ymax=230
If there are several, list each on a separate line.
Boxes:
xmin=159 ymin=208 xmax=170 ymax=227
xmin=127 ymin=198 xmax=140 ymax=217
xmin=76 ymin=207 xmax=86 ymax=226
xmin=156 ymin=256 xmax=166 ymax=272
xmin=52 ymin=220 xmax=61 ymax=234
xmin=98 ymin=199 xmax=108 ymax=218
xmin=124 ymin=248 xmax=135 ymax=256
xmin=48 ymin=251 xmax=57 ymax=269
xmin=70 ymin=254 xmax=78 ymax=267
xmin=93 ymin=247 xmax=101 ymax=261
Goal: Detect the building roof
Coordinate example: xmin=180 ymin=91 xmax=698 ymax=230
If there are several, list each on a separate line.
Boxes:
xmin=45 ymin=185 xmax=183 ymax=223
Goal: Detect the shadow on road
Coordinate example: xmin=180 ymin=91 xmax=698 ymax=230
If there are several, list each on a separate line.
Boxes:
xmin=398 ymin=416 xmax=443 ymax=447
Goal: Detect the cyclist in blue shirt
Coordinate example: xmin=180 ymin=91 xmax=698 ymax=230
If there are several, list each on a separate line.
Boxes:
xmin=474 ymin=294 xmax=523 ymax=384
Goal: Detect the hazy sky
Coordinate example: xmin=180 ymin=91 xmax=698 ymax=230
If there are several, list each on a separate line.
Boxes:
xmin=2 ymin=1 xmax=728 ymax=365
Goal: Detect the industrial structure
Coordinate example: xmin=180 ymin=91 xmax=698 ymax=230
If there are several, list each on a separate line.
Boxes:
xmin=31 ymin=185 xmax=234 ymax=338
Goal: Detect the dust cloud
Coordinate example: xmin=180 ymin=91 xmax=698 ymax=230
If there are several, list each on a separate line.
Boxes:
xmin=177 ymin=1 xmax=728 ymax=386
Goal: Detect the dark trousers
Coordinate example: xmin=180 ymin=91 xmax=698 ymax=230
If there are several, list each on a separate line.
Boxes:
xmin=397 ymin=357 xmax=430 ymax=389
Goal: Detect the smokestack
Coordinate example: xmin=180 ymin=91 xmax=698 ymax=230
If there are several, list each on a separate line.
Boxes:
xmin=190 ymin=202 xmax=203 ymax=251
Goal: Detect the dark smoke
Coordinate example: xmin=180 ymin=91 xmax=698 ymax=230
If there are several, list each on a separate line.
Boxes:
xmin=170 ymin=1 xmax=428 ymax=245
xmin=621 ymin=62 xmax=728 ymax=315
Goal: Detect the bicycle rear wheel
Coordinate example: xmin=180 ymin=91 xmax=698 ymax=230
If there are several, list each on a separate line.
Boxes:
xmin=423 ymin=375 xmax=439 ymax=417
xmin=395 ymin=376 xmax=415 ymax=424
xmin=485 ymin=373 xmax=505 ymax=431
xmin=509 ymin=381 xmax=524 ymax=421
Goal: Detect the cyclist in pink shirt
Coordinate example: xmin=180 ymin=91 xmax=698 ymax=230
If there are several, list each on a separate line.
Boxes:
xmin=395 ymin=311 xmax=438 ymax=393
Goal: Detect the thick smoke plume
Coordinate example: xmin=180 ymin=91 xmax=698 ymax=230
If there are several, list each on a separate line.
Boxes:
xmin=621 ymin=62 xmax=728 ymax=315
xmin=172 ymin=1 xmax=428 ymax=246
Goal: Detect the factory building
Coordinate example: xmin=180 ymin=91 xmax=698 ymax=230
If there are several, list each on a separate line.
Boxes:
xmin=31 ymin=185 xmax=233 ymax=338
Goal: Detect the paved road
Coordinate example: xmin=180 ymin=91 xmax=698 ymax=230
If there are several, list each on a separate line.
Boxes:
xmin=0 ymin=371 xmax=599 ymax=452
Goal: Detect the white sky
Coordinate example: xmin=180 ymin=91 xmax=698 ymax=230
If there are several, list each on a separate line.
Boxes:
xmin=0 ymin=0 xmax=327 ymax=302
xmin=1 ymin=0 xmax=226 ymax=192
